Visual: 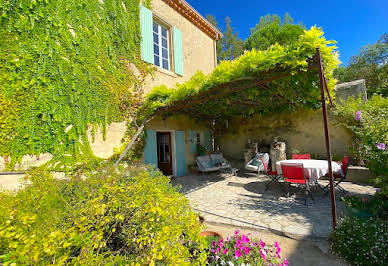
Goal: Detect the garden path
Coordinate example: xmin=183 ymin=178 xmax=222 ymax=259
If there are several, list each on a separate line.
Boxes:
xmin=172 ymin=171 xmax=376 ymax=239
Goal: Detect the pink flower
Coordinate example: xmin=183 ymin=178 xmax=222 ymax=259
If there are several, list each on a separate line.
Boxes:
xmin=235 ymin=249 xmax=242 ymax=258
xmin=259 ymin=240 xmax=266 ymax=248
xmin=223 ymin=248 xmax=228 ymax=254
xmin=355 ymin=111 xmax=362 ymax=121
xmin=241 ymin=234 xmax=250 ymax=243
xmin=277 ymin=246 xmax=282 ymax=254
xmin=284 ymin=258 xmax=289 ymax=266
xmin=226 ymin=235 xmax=231 ymax=241
xmin=216 ymin=246 xmax=221 ymax=254
xmin=212 ymin=241 xmax=217 ymax=247
xmin=234 ymin=230 xmax=240 ymax=235
xmin=274 ymin=241 xmax=279 ymax=248
xmin=211 ymin=249 xmax=216 ymax=253
xmin=244 ymin=246 xmax=251 ymax=254
xmin=362 ymin=197 xmax=368 ymax=202
xmin=236 ymin=239 xmax=242 ymax=247
xmin=218 ymin=241 xmax=224 ymax=248
xmin=377 ymin=143 xmax=386 ymax=150
xmin=259 ymin=248 xmax=266 ymax=260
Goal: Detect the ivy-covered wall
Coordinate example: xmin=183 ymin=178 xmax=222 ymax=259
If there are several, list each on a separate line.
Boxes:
xmin=0 ymin=0 xmax=142 ymax=168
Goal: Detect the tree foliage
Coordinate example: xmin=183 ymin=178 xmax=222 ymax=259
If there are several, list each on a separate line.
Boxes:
xmin=245 ymin=13 xmax=305 ymax=51
xmin=334 ymin=33 xmax=388 ymax=96
xmin=206 ymin=15 xmax=244 ymax=62
xmin=0 ymin=0 xmax=152 ymax=169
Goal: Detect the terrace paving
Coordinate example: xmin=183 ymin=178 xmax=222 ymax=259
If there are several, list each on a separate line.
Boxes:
xmin=172 ymin=171 xmax=377 ymax=240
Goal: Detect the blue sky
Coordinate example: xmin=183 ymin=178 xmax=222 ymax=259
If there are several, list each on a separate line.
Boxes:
xmin=187 ymin=0 xmax=388 ymax=65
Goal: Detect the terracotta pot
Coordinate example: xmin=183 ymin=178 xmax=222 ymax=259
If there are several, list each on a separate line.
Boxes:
xmin=200 ymin=230 xmax=223 ymax=239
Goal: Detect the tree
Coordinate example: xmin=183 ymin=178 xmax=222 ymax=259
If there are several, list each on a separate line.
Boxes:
xmin=334 ymin=33 xmax=388 ymax=96
xmin=244 ymin=13 xmax=305 ymax=51
xmin=206 ymin=15 xmax=244 ymax=62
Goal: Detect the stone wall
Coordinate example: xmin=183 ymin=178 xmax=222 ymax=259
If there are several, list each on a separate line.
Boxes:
xmin=216 ymin=109 xmax=354 ymax=161
xmin=142 ymin=0 xmax=217 ymax=94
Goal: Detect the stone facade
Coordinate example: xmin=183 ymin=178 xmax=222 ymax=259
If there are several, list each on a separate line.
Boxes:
xmin=335 ymin=79 xmax=367 ymax=101
xmin=142 ymin=0 xmax=217 ymax=93
xmin=216 ymin=109 xmax=353 ymax=162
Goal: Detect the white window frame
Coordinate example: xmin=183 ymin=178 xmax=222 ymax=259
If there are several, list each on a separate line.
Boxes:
xmin=153 ymin=21 xmax=170 ymax=71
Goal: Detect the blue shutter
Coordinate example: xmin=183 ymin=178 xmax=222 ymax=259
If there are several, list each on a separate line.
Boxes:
xmin=140 ymin=5 xmax=154 ymax=64
xmin=204 ymin=130 xmax=211 ymax=152
xmin=144 ymin=130 xmax=157 ymax=167
xmin=173 ymin=27 xmax=183 ymax=76
xmin=188 ymin=130 xmax=196 ymax=154
xmin=175 ymin=131 xmax=186 ymax=176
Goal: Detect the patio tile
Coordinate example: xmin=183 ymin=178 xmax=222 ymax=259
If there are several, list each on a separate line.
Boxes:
xmin=172 ymin=172 xmax=377 ymax=239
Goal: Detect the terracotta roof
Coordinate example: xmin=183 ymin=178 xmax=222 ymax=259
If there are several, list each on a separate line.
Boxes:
xmin=162 ymin=0 xmax=223 ymax=40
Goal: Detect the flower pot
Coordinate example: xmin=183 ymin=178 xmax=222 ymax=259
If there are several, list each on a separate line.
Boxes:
xmin=345 ymin=205 xmax=373 ymax=219
xmin=200 ymin=230 xmax=223 ymax=239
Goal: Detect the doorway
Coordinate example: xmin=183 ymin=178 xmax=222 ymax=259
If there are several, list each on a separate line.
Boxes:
xmin=157 ymin=132 xmax=173 ymax=175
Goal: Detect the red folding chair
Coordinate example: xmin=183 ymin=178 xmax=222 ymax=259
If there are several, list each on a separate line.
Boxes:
xmin=261 ymin=157 xmax=281 ymax=191
xmin=292 ymin=154 xmax=311 ymax=159
xmin=281 ymin=163 xmax=314 ymax=205
xmin=324 ymin=156 xmax=349 ymax=194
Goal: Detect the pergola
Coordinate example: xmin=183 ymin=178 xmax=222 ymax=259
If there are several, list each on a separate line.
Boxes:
xmin=117 ymin=47 xmax=338 ymax=230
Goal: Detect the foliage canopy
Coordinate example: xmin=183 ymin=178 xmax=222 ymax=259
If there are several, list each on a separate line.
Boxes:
xmin=0 ymin=0 xmax=149 ymax=168
xmin=142 ymin=27 xmax=339 ymax=121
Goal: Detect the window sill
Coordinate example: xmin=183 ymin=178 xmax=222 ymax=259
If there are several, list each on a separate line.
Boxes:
xmin=156 ymin=66 xmax=179 ymax=78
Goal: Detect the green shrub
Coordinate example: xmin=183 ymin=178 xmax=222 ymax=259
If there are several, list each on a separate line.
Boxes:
xmin=0 ymin=167 xmax=207 ymax=264
xmin=331 ymin=217 xmax=388 ymax=265
xmin=342 ymin=192 xmax=388 ymax=219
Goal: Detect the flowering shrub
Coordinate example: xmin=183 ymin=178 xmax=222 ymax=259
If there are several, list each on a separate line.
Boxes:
xmin=0 ymin=167 xmax=207 ymax=264
xmin=331 ymin=217 xmax=388 ymax=266
xmin=342 ymin=193 xmax=388 ymax=219
xmin=207 ymin=230 xmax=288 ymax=265
xmin=334 ymin=95 xmax=388 ymax=188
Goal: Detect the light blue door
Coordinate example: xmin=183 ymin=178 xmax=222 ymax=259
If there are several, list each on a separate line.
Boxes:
xmin=144 ymin=129 xmax=157 ymax=167
xmin=175 ymin=131 xmax=186 ymax=176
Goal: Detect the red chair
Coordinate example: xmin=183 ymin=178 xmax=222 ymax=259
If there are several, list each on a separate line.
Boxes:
xmin=292 ymin=154 xmax=311 ymax=159
xmin=281 ymin=163 xmax=314 ymax=205
xmin=325 ymin=156 xmax=349 ymax=194
xmin=261 ymin=157 xmax=281 ymax=191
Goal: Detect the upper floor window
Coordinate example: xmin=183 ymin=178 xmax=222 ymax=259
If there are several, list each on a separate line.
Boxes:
xmin=153 ymin=21 xmax=170 ymax=71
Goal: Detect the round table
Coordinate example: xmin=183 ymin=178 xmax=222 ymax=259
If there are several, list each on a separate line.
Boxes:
xmin=275 ymin=159 xmax=342 ymax=183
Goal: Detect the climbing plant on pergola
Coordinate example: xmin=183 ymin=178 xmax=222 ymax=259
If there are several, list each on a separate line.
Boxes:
xmin=116 ymin=27 xmax=340 ymax=230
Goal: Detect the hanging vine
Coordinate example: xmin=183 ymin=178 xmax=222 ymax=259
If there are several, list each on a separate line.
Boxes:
xmin=0 ymin=0 xmax=154 ymax=169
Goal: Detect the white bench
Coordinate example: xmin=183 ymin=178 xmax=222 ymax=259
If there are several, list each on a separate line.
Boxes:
xmin=196 ymin=153 xmax=236 ymax=175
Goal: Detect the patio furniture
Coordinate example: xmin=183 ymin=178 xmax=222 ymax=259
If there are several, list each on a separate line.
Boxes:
xmin=275 ymin=159 xmax=342 ymax=185
xmin=261 ymin=156 xmax=281 ymax=191
xmin=324 ymin=156 xmax=349 ymax=194
xmin=281 ymin=163 xmax=314 ymax=205
xmin=292 ymin=154 xmax=311 ymax=159
xmin=196 ymin=153 xmax=236 ymax=176
xmin=245 ymin=152 xmax=268 ymax=173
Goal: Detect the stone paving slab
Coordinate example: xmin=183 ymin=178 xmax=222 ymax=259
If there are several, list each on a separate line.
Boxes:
xmin=172 ymin=171 xmax=377 ymax=240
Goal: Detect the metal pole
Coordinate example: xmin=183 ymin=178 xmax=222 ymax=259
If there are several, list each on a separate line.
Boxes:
xmin=316 ymin=47 xmax=337 ymax=230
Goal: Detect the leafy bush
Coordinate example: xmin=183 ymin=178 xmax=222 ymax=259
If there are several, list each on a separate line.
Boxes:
xmin=0 ymin=167 xmax=207 ymax=264
xmin=334 ymin=95 xmax=388 ymax=187
xmin=207 ymin=230 xmax=287 ymax=265
xmin=331 ymin=217 xmax=388 ymax=266
xmin=342 ymin=192 xmax=388 ymax=219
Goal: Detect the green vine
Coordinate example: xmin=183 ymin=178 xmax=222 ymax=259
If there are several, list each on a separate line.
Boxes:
xmin=0 ymin=0 xmax=148 ymax=169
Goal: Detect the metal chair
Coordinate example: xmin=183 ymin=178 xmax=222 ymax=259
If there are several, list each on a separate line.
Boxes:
xmin=261 ymin=157 xmax=281 ymax=191
xmin=324 ymin=156 xmax=349 ymax=194
xmin=292 ymin=154 xmax=311 ymax=159
xmin=281 ymin=163 xmax=314 ymax=205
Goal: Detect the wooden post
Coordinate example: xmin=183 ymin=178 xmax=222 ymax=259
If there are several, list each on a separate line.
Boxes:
xmin=316 ymin=47 xmax=337 ymax=230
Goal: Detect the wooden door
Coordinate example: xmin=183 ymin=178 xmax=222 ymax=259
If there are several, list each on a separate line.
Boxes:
xmin=157 ymin=132 xmax=172 ymax=175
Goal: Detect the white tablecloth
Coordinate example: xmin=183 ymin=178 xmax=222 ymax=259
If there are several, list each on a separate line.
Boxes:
xmin=275 ymin=159 xmax=342 ymax=183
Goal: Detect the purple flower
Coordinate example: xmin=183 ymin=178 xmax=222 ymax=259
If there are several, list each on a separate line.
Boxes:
xmin=235 ymin=249 xmax=242 ymax=258
xmin=212 ymin=241 xmax=217 ymax=247
xmin=244 ymin=246 xmax=251 ymax=254
xmin=241 ymin=234 xmax=250 ymax=243
xmin=376 ymin=143 xmax=386 ymax=150
xmin=259 ymin=248 xmax=267 ymax=260
xmin=259 ymin=240 xmax=266 ymax=248
xmin=355 ymin=111 xmax=362 ymax=121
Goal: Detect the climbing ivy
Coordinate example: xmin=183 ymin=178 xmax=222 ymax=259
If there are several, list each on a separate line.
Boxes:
xmin=0 ymin=0 xmax=148 ymax=169
xmin=142 ymin=27 xmax=340 ymax=119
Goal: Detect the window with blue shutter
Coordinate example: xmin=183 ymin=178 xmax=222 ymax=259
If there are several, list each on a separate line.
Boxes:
xmin=140 ymin=5 xmax=154 ymax=64
xmin=173 ymin=27 xmax=183 ymax=76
